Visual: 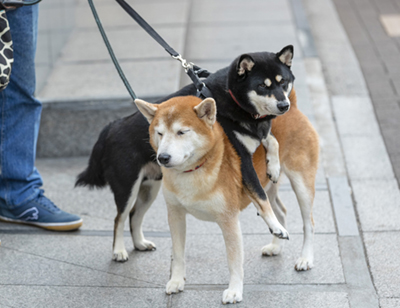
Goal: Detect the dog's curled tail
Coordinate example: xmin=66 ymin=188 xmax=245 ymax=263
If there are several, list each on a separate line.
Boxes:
xmin=75 ymin=124 xmax=110 ymax=189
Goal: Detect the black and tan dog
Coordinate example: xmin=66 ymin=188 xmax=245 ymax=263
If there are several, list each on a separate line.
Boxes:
xmin=76 ymin=46 xmax=319 ymax=272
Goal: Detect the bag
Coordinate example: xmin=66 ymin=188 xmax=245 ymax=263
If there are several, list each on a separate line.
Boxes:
xmin=0 ymin=9 xmax=13 ymax=91
xmin=0 ymin=1 xmax=42 ymax=91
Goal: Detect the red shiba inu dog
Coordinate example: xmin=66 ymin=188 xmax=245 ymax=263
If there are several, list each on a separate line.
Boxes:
xmin=135 ymin=94 xmax=318 ymax=304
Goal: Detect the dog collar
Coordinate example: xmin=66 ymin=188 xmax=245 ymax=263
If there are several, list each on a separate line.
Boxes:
xmin=183 ymin=159 xmax=207 ymax=173
xmin=228 ymin=89 xmax=267 ymax=120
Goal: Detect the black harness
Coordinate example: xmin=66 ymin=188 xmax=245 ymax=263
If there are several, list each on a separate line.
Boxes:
xmin=88 ymin=0 xmax=212 ymax=101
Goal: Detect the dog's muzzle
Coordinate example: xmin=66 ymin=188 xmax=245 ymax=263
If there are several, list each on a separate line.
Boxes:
xmin=277 ymin=101 xmax=290 ymax=112
xmin=158 ymin=153 xmax=171 ymax=165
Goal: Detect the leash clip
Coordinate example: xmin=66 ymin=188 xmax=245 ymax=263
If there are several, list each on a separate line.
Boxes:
xmin=172 ymin=54 xmax=193 ymax=72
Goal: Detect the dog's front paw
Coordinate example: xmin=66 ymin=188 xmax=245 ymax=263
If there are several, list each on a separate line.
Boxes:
xmin=262 ymin=243 xmax=283 ymax=256
xmin=166 ymin=278 xmax=185 ymax=295
xmin=269 ymin=227 xmax=289 ymax=240
xmin=294 ymin=257 xmax=314 ymax=271
xmin=112 ymin=249 xmax=129 ymax=262
xmin=267 ymin=162 xmax=280 ymax=184
xmin=134 ymin=239 xmax=156 ymax=251
xmin=222 ymin=288 xmax=243 ymax=304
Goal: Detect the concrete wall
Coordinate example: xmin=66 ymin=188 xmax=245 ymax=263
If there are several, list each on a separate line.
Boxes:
xmin=36 ymin=0 xmax=76 ymax=93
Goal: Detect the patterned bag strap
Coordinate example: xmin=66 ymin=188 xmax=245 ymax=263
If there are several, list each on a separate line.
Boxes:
xmin=0 ymin=0 xmax=42 ymax=10
xmin=0 ymin=9 xmax=13 ymax=91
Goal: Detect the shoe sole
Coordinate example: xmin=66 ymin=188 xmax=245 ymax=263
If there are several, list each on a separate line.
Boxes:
xmin=0 ymin=215 xmax=83 ymax=231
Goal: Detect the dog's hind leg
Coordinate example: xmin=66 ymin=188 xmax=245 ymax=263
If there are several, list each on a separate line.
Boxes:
xmin=112 ymin=173 xmax=143 ymax=262
xmin=218 ymin=216 xmax=244 ymax=304
xmin=285 ymin=168 xmax=315 ymax=271
xmin=262 ymin=179 xmax=287 ymax=256
xmin=130 ymin=179 xmax=161 ymax=251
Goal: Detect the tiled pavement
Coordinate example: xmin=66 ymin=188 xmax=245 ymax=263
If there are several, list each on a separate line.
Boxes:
xmin=332 ymin=0 xmax=400 ymax=189
xmin=1 ymin=0 xmax=400 ymax=307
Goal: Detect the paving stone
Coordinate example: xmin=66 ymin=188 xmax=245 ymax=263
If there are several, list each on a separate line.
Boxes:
xmin=38 ymin=59 xmax=181 ymax=100
xmin=391 ymin=78 xmax=400 ymax=95
xmin=0 ymin=286 xmax=168 ymax=308
xmin=366 ymin=79 xmax=397 ymax=97
xmin=353 ymin=47 xmax=381 ymax=63
xmin=190 ymin=0 xmax=292 ymax=24
xmin=331 ymin=96 xmax=381 ymax=137
xmin=171 ymin=289 xmax=350 ymax=308
xmin=364 ymin=232 xmax=400 ymax=297
xmin=352 ymin=179 xmax=400 ymax=231
xmin=360 ymin=64 xmax=387 ymax=77
xmin=0 ymin=234 xmax=171 ymax=286
xmin=339 ymin=135 xmax=395 ymax=180
xmin=75 ymin=0 xmax=189 ymax=29
xmin=380 ymin=297 xmax=400 ymax=308
xmin=185 ymin=24 xmax=300 ymax=61
xmin=0 ymin=233 xmax=344 ymax=287
xmin=375 ymin=0 xmax=400 ymax=14
xmin=332 ymin=96 xmax=395 ymax=180
xmin=59 ymin=26 xmax=186 ymax=63
xmin=308 ymin=42 xmax=368 ymax=96
xmin=375 ymin=41 xmax=400 ymax=59
xmin=184 ymin=234 xmax=344 ymax=285
xmin=380 ymin=127 xmax=400 ymax=156
xmin=0 ymin=244 xmax=150 ymax=287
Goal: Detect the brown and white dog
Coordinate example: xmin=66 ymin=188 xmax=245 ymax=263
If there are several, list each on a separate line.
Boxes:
xmin=135 ymin=93 xmax=319 ymax=304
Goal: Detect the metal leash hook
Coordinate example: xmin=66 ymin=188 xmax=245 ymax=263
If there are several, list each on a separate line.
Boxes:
xmin=172 ymin=54 xmax=193 ymax=72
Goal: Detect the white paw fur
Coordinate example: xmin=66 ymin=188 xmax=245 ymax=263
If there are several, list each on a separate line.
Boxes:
xmin=270 ymin=226 xmax=289 ymax=240
xmin=222 ymin=288 xmax=243 ymax=304
xmin=166 ymin=278 xmax=185 ymax=294
xmin=294 ymin=257 xmax=314 ymax=271
xmin=112 ymin=249 xmax=129 ymax=262
xmin=262 ymin=243 xmax=283 ymax=256
xmin=134 ymin=239 xmax=156 ymax=251
xmin=267 ymin=161 xmax=280 ymax=183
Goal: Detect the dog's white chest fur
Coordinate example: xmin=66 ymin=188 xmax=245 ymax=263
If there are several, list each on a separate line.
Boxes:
xmin=163 ymin=177 xmax=225 ymax=222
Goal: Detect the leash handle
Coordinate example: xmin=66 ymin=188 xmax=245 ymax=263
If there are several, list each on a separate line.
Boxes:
xmin=88 ymin=0 xmax=137 ymax=101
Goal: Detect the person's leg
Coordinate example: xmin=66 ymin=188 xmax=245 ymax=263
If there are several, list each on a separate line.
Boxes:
xmin=0 ymin=5 xmax=82 ymax=231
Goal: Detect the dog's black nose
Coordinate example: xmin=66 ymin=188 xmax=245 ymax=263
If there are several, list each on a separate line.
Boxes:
xmin=158 ymin=153 xmax=171 ymax=165
xmin=277 ymin=101 xmax=290 ymax=112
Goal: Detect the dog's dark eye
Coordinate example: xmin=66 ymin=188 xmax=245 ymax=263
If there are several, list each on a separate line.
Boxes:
xmin=279 ymin=79 xmax=285 ymax=85
xmin=177 ymin=130 xmax=188 ymax=136
xmin=258 ymin=84 xmax=267 ymax=88
xmin=158 ymin=132 xmax=163 ymax=136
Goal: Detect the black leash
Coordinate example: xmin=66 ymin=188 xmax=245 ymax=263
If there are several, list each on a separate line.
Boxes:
xmin=88 ymin=0 xmax=212 ymax=101
xmin=88 ymin=0 xmax=138 ymax=100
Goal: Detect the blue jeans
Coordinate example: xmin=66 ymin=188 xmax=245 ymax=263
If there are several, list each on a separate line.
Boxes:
xmin=0 ymin=5 xmax=43 ymax=208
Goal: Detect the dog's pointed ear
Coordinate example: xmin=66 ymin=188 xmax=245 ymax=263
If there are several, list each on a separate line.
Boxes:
xmin=277 ymin=45 xmax=294 ymax=67
xmin=135 ymin=99 xmax=158 ymax=123
xmin=194 ymin=98 xmax=217 ymax=127
xmin=237 ymin=54 xmax=255 ymax=76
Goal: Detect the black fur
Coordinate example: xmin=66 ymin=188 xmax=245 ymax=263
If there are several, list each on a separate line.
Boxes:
xmin=76 ymin=46 xmax=295 ymax=210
